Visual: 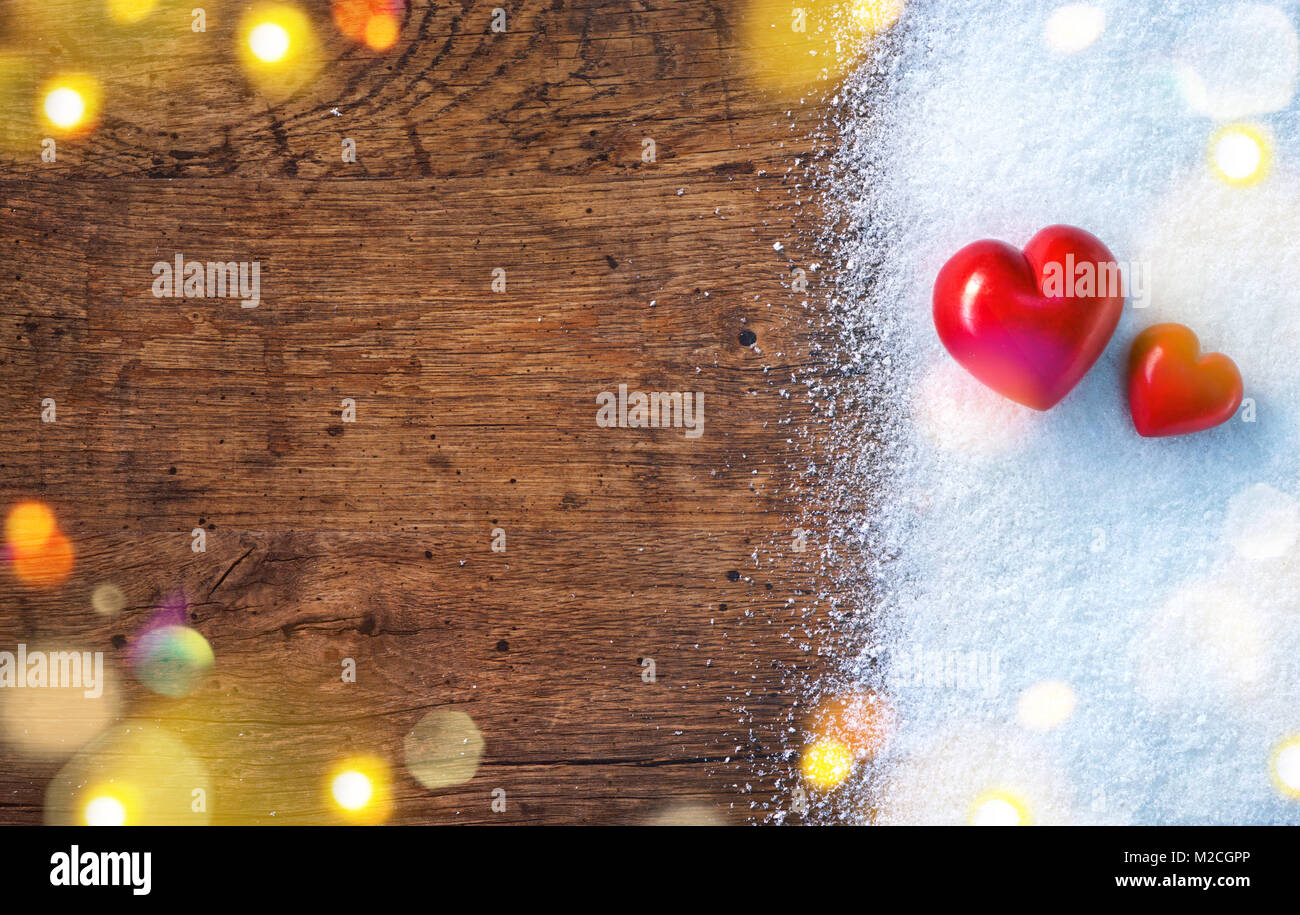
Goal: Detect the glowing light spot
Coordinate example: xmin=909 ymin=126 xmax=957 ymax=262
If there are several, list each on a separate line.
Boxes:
xmin=1139 ymin=583 xmax=1264 ymax=700
xmin=1272 ymin=736 xmax=1300 ymax=798
xmin=327 ymin=756 xmax=390 ymax=822
xmin=333 ymin=1 xmax=404 ymax=50
xmin=331 ymin=770 xmax=373 ymax=810
xmin=43 ymin=88 xmax=85 ymax=130
xmin=12 ymin=532 xmax=74 ymax=586
xmin=333 ymin=0 xmax=371 ymax=39
xmin=807 ymin=691 xmax=894 ymax=762
xmin=6 ymin=501 xmax=55 ymax=552
xmin=404 ymin=708 xmax=484 ymax=790
xmin=250 ymin=22 xmax=291 ymax=62
xmin=38 ymin=76 xmax=101 ymax=135
xmin=240 ymin=5 xmax=322 ymax=95
xmin=92 ymin=583 xmax=126 ymax=616
xmin=1216 ymin=132 xmax=1262 ymax=180
xmin=801 ymin=738 xmax=854 ymax=789
xmin=741 ymin=0 xmax=905 ymax=91
xmin=46 ymin=724 xmax=208 ymax=826
xmin=106 ymin=0 xmax=158 ymax=23
xmin=364 ymin=13 xmax=399 ymax=50
xmin=1138 ymin=170 xmax=1300 ymax=400
xmin=969 ymin=791 xmax=1030 ymax=826
xmin=1017 ymin=680 xmax=1076 ymax=732
xmin=1044 ymin=4 xmax=1105 ymax=54
xmin=1211 ymin=124 xmax=1270 ymax=186
xmin=850 ymin=0 xmax=905 ymax=33
xmin=5 ymin=502 xmax=73 ymax=586
xmin=84 ymin=795 xmax=126 ymax=826
xmin=132 ymin=625 xmax=214 ymax=698
xmin=1223 ymin=483 xmax=1299 ymax=559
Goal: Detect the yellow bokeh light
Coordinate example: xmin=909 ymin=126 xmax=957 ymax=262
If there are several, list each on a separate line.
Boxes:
xmin=1016 ymin=680 xmax=1076 ymax=732
xmin=801 ymin=738 xmax=854 ymax=788
xmin=240 ymin=5 xmax=322 ymax=96
xmin=106 ymin=0 xmax=158 ymax=23
xmin=327 ymin=755 xmax=390 ymax=823
xmin=850 ymin=0 xmax=905 ymax=32
xmin=969 ymin=790 xmax=1032 ymax=826
xmin=250 ymin=22 xmax=292 ymax=63
xmin=1210 ymin=124 xmax=1271 ymax=186
xmin=44 ymin=88 xmax=84 ymax=128
xmin=742 ymin=0 xmax=905 ymax=91
xmin=84 ymin=794 xmax=127 ymax=826
xmin=38 ymin=75 xmax=101 ymax=134
xmin=1271 ymin=736 xmax=1300 ymax=798
xmin=46 ymin=725 xmax=208 ymax=826
xmin=331 ymin=770 xmax=372 ymax=810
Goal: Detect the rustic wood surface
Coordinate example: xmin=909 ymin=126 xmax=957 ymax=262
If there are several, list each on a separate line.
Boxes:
xmin=0 ymin=0 xmax=836 ymax=824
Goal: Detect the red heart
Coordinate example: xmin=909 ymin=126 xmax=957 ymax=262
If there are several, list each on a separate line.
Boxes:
xmin=932 ymin=225 xmax=1125 ymax=410
xmin=1128 ymin=323 xmax=1243 ymax=437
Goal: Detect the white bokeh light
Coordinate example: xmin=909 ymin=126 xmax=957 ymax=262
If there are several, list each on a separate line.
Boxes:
xmin=1138 ymin=583 xmax=1265 ymax=702
xmin=84 ymin=795 xmax=126 ymax=826
xmin=43 ymin=88 xmax=85 ymax=130
xmin=1274 ymin=739 xmax=1300 ymax=796
xmin=249 ymin=22 xmax=291 ymax=63
xmin=1017 ymin=680 xmax=1077 ymax=732
xmin=1044 ymin=4 xmax=1105 ymax=54
xmin=331 ymin=770 xmax=372 ymax=810
xmin=1140 ymin=170 xmax=1300 ymax=398
xmin=970 ymin=794 xmax=1027 ymax=826
xmin=1223 ymin=483 xmax=1299 ymax=560
xmin=1175 ymin=3 xmax=1299 ymax=119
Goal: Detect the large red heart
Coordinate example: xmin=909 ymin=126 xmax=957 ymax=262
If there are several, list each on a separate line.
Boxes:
xmin=1128 ymin=323 xmax=1243 ymax=437
xmin=932 ymin=225 xmax=1125 ymax=410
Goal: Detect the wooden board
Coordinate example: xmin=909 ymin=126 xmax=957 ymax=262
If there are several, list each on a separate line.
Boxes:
xmin=0 ymin=0 xmax=833 ymax=824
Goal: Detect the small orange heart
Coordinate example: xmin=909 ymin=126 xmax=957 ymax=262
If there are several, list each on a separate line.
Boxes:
xmin=1128 ymin=323 xmax=1243 ymax=438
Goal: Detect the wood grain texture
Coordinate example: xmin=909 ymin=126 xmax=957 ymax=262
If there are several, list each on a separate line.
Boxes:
xmin=0 ymin=0 xmax=834 ymax=824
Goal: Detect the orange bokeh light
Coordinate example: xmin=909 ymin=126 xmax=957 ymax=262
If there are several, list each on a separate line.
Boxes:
xmin=13 ymin=531 xmax=74 ymax=585
xmin=333 ymin=0 xmax=403 ymax=49
xmin=364 ymin=13 xmax=399 ymax=50
xmin=5 ymin=501 xmax=74 ymax=586
xmin=808 ymin=691 xmax=894 ymax=761
xmin=5 ymin=501 xmax=55 ymax=553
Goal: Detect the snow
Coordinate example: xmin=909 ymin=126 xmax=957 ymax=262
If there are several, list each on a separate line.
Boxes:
xmin=813 ymin=0 xmax=1300 ymax=824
